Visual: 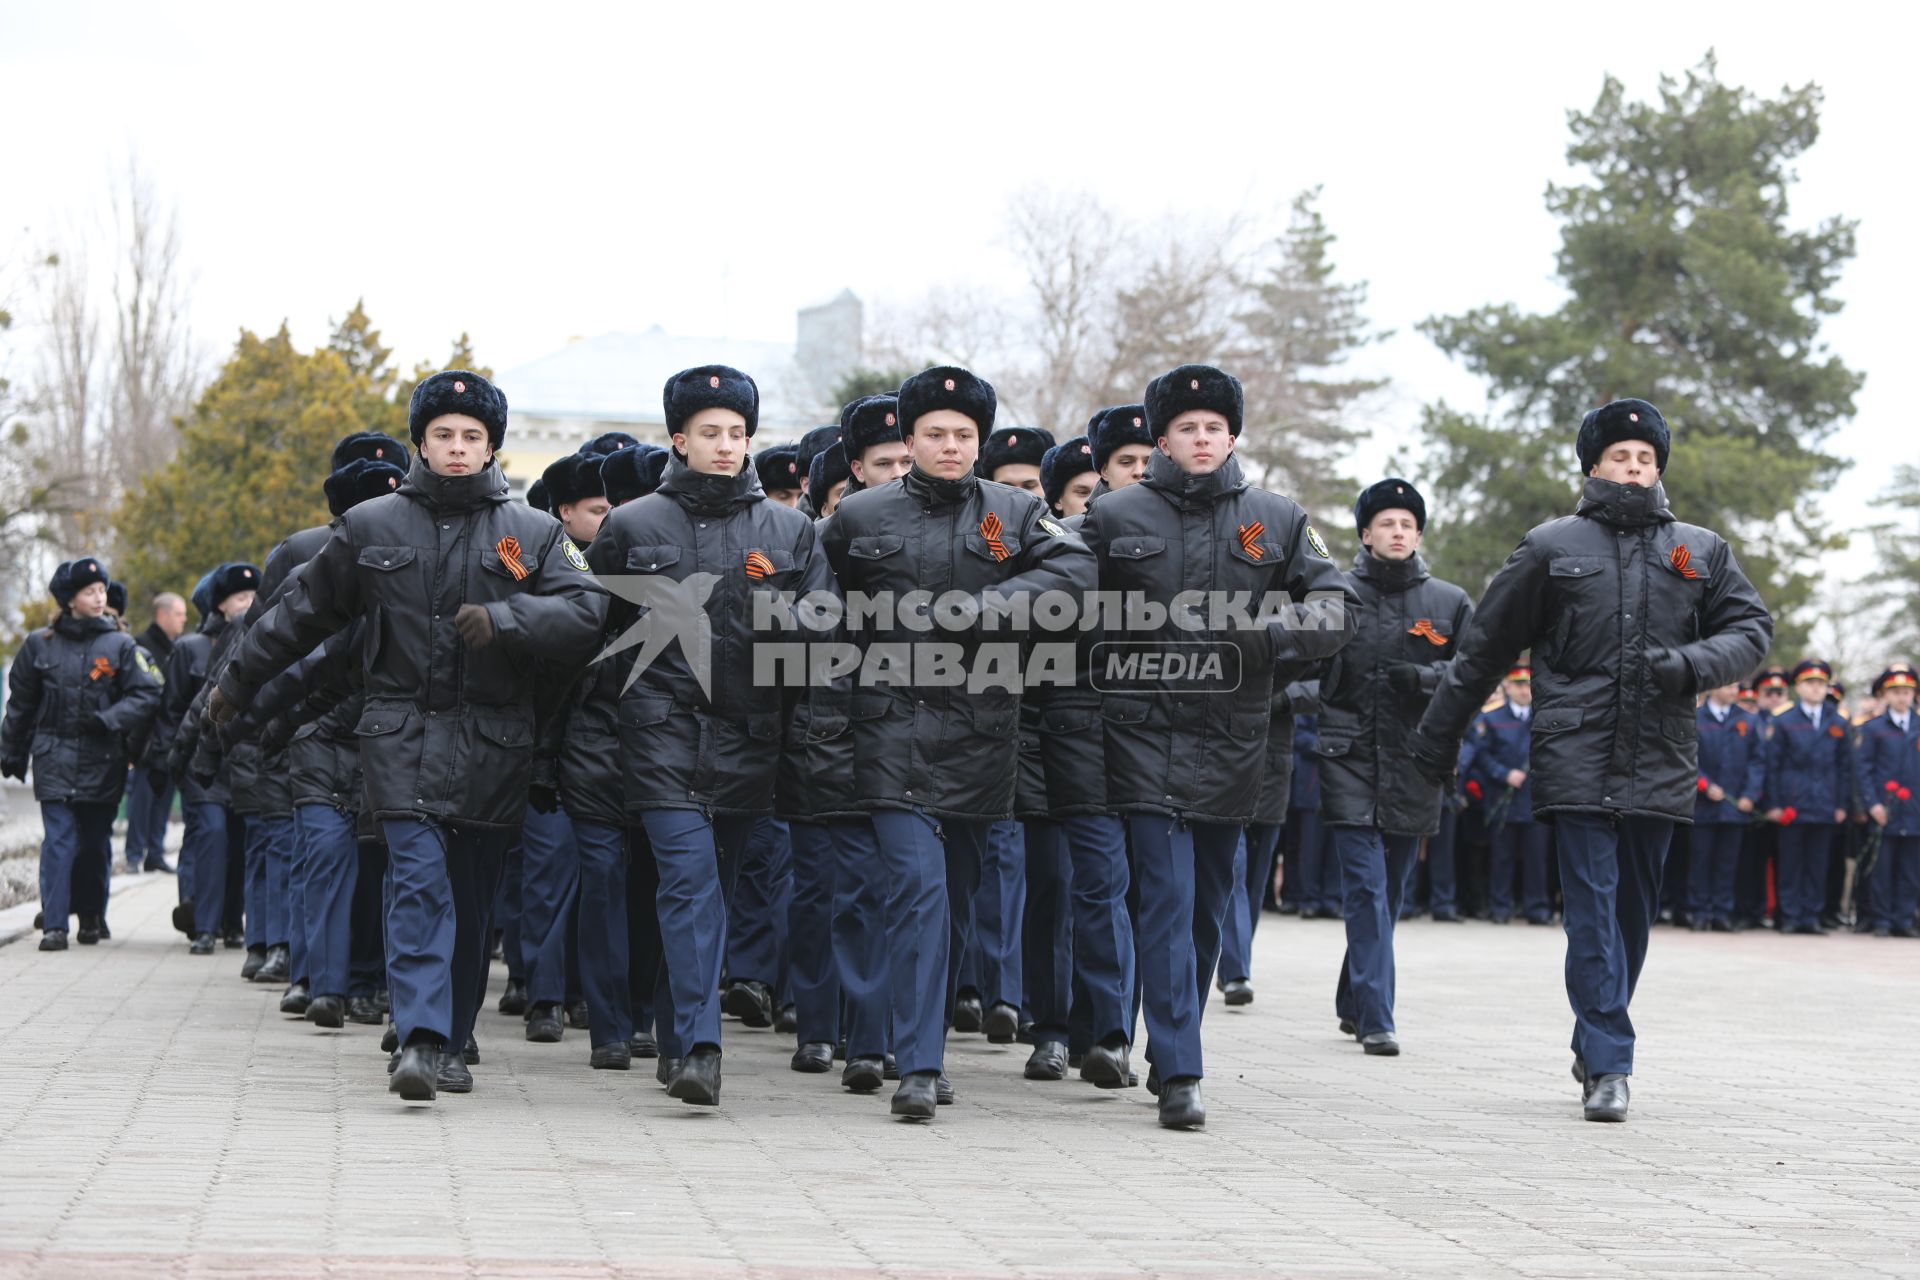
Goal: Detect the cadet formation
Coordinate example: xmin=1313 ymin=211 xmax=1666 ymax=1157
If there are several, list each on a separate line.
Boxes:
xmin=9 ymin=359 xmax=1918 ymax=1130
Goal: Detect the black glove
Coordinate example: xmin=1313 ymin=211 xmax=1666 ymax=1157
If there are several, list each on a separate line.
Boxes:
xmin=1406 ymin=730 xmax=1455 ymax=788
xmin=454 ymin=603 xmax=495 ymax=651
xmin=1384 ymin=664 xmax=1425 ymax=699
xmin=1 ymin=758 xmax=26 ymax=782
xmin=207 ymin=685 xmax=239 ymax=727
xmin=527 ymin=783 xmax=558 ymax=815
xmin=1648 ymin=647 xmax=1694 ymax=697
xmin=145 ymin=767 xmax=170 ymax=797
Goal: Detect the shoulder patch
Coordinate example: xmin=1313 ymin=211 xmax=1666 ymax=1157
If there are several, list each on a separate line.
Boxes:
xmin=1037 ymin=517 xmax=1066 ymax=538
xmin=1305 ymin=525 xmax=1331 ymax=559
xmin=563 ymin=539 xmax=590 ymax=572
xmin=134 ymin=648 xmax=163 ymax=681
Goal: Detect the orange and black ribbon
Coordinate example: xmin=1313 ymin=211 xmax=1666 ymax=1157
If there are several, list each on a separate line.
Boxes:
xmin=1236 ymin=521 xmax=1265 ymax=560
xmin=89 ymin=657 xmax=115 ymax=681
xmin=980 ymin=512 xmax=1009 ymax=562
xmin=495 ymin=536 xmax=529 ymax=581
xmin=744 ymin=551 xmax=776 ymax=580
xmin=1669 ymin=544 xmax=1698 ymax=579
xmin=1407 ymin=619 xmax=1448 ymax=647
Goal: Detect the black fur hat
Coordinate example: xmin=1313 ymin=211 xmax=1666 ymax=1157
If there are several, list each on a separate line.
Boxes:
xmin=1144 ymin=365 xmax=1243 ymax=438
xmin=1576 ymin=398 xmax=1669 ymax=474
xmin=332 ymin=431 xmax=411 ymax=473
xmin=50 ymin=556 xmax=108 ymax=607
xmin=325 ymin=459 xmax=405 ymax=517
xmin=1041 ymin=436 xmax=1097 ymax=510
xmin=1353 ymin=477 xmax=1427 ymax=533
xmin=525 ymin=478 xmax=550 ymax=513
xmin=978 ymin=426 xmax=1056 ymax=479
xmin=808 ymin=440 xmax=851 ymax=504
xmin=541 ymin=453 xmax=608 ymax=510
xmin=842 ymin=395 xmax=903 ymax=462
xmin=754 ymin=445 xmax=804 ymax=494
xmin=1091 ymin=404 xmax=1151 ymax=471
xmin=209 ymin=562 xmax=260 ymax=608
xmin=602 ymin=444 xmax=670 ymax=507
xmin=106 ymin=581 xmax=128 ymax=615
xmin=664 ymin=365 xmax=759 ymax=438
xmin=898 ymin=366 xmax=995 ymax=435
xmin=579 ymin=431 xmax=639 ymax=457
xmin=408 ymin=370 xmax=508 ymax=450
xmin=796 ymin=424 xmax=841 ymax=482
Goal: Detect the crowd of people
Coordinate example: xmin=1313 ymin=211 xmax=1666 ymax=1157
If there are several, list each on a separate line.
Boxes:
xmin=6 ymin=359 xmax=1915 ymax=1130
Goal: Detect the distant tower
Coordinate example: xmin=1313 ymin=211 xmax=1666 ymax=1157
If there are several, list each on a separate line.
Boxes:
xmin=795 ymin=290 xmax=863 ymax=401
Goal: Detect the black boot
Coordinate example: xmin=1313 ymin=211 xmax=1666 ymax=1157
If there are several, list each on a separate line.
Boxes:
xmin=347 ymin=996 xmax=383 ymax=1025
xmin=305 ymin=994 xmax=346 ymax=1029
xmin=668 ymin=1046 xmax=722 ymax=1105
xmin=791 ymin=1042 xmax=834 ymax=1073
xmin=1079 ymin=1036 xmax=1132 ymax=1089
xmin=1024 ymin=1042 xmax=1069 ymax=1081
xmin=255 ymin=944 xmax=290 ymax=984
xmin=39 ymin=929 xmax=68 ymax=952
xmin=389 ymin=1038 xmax=440 ymax=1102
xmin=890 ymin=1070 xmax=939 ymax=1119
xmin=525 ymin=1003 xmax=565 ymax=1043
xmin=279 ymin=983 xmax=311 ymax=1016
xmin=983 ymin=1001 xmax=1020 ymax=1044
xmin=842 ymin=1056 xmax=885 ymax=1093
xmin=240 ymin=947 xmax=267 ymax=980
xmin=721 ymin=979 xmax=773 ymax=1028
xmin=497 ymin=979 xmax=529 ymax=1016
xmin=76 ymin=917 xmax=102 ymax=946
xmin=1220 ymin=977 xmax=1253 ymax=1006
xmin=1584 ymin=1074 xmax=1630 ymax=1122
xmin=590 ymin=1042 xmax=632 ymax=1071
xmin=1157 ymin=1077 xmax=1206 ymax=1128
xmin=189 ymin=933 xmax=216 ymax=956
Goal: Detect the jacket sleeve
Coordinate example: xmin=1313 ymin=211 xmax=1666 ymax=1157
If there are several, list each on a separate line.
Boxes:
xmin=99 ymin=636 xmax=161 ymax=737
xmin=1268 ymin=514 xmax=1358 ymax=665
xmin=1417 ymin=592 xmax=1477 ymax=696
xmin=482 ymin=523 xmax=608 ymax=669
xmin=1673 ymin=540 xmax=1773 ymax=693
xmin=1763 ymin=718 xmax=1785 ymax=809
xmin=1417 ymin=536 xmax=1549 ymax=750
xmin=1 ymin=635 xmax=45 ymax=768
xmin=1854 ymin=728 xmax=1881 ymax=812
xmin=146 ymin=638 xmax=204 ymax=773
xmin=220 ymin=524 xmax=365 ymax=708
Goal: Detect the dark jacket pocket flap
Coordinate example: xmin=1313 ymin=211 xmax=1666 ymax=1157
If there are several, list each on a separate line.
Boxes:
xmin=1534 ymin=707 xmax=1586 ymax=734
xmin=847 ymin=535 xmax=904 ymax=561
xmin=621 ymin=696 xmax=674 ymax=729
xmin=473 ymin=714 xmax=533 ymax=749
xmin=1041 ymin=706 xmax=1099 ymax=735
xmin=744 ymin=713 xmax=782 ymax=742
xmin=1316 ymin=736 xmax=1353 ymax=757
xmin=482 ymin=547 xmax=542 ymax=579
xmin=850 ymin=691 xmax=893 ymax=721
xmin=1547 ymin=557 xmax=1604 ymax=579
xmin=625 ymin=545 xmax=681 ymax=573
xmin=358 ymin=546 xmax=418 ymax=572
xmin=1108 ymin=536 xmax=1167 ymax=561
xmin=1101 ymin=697 xmax=1149 ymax=726
xmin=963 ymin=532 xmax=1021 ymax=561
xmin=354 ymin=704 xmax=413 ymax=737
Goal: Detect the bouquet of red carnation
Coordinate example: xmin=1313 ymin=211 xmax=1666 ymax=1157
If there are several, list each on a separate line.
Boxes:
xmin=1465 ymin=779 xmax=1483 ymax=802
xmin=1697 ymin=776 xmax=1710 ymax=793
xmin=1779 ymin=806 xmax=1798 ymax=826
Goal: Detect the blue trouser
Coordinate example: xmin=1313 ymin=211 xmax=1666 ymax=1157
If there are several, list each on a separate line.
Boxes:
xmin=1490 ymin=820 xmax=1552 ymax=921
xmin=1871 ymin=834 xmax=1920 ymax=928
xmin=183 ymin=802 xmax=229 ymax=936
xmin=1685 ymin=823 xmax=1745 ymax=924
xmin=1220 ymin=822 xmax=1284 ymax=984
xmin=823 ymin=818 xmax=888 ymax=1057
xmin=1776 ymin=824 xmax=1833 ymax=931
xmin=860 ymin=809 xmax=990 ymax=1075
xmin=519 ymin=804 xmax=580 ymax=1007
xmin=496 ymin=841 xmax=526 ymax=983
xmin=727 ymin=815 xmax=793 ymax=992
xmin=296 ymin=804 xmax=359 ymax=998
xmin=786 ymin=819 xmax=844 ymax=1046
xmin=1020 ymin=819 xmax=1073 ymax=1044
xmin=381 ymin=818 xmax=507 ymax=1048
xmin=1427 ymin=807 xmax=1459 ymax=913
xmin=1062 ymin=814 xmax=1134 ymax=1047
xmin=126 ymin=767 xmax=174 ymax=869
xmin=1130 ymin=815 xmax=1239 ymax=1081
xmin=286 ymin=812 xmax=311 ymax=982
xmin=254 ymin=816 xmax=294 ymax=950
xmin=962 ymin=818 xmax=1025 ymax=1010
xmin=242 ymin=815 xmax=268 ymax=949
xmin=572 ymin=820 xmax=634 ymax=1050
xmin=1287 ymin=807 xmax=1339 ymax=913
xmin=639 ymin=809 xmax=752 ymax=1057
xmin=1556 ymin=813 xmax=1670 ymax=1076
xmin=1331 ymin=826 xmax=1421 ymax=1037
xmin=39 ymin=801 xmax=113 ymax=929
xmin=350 ymin=838 xmax=387 ymax=998
xmin=626 ymin=824 xmax=660 ymax=1036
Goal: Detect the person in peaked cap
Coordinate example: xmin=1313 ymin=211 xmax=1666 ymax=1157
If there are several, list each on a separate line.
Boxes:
xmin=823 ymin=364 xmax=1096 ymax=1119
xmin=977 ymin=426 xmax=1055 ymax=495
xmin=3 ymin=558 xmax=160 ymax=950
xmin=209 ymin=368 xmax=606 ymax=1103
xmin=1410 ymin=396 xmax=1772 ymax=1122
xmin=1041 ymin=436 xmax=1098 ymax=518
xmin=1082 ymin=364 xmax=1357 ymax=1127
xmin=1091 ymin=404 xmax=1153 ymax=494
xmin=1761 ymin=659 xmax=1852 ymax=935
xmin=1686 ymin=678 xmax=1766 ymax=931
xmin=755 ymin=444 xmax=804 ymax=508
xmin=842 ymin=394 xmax=912 ymax=495
xmin=1858 ymin=664 xmax=1920 ymax=936
xmin=807 ymin=441 xmax=853 ymax=518
xmin=1734 ymin=664 xmax=1792 ymax=927
xmin=587 ymin=363 xmax=835 ymax=1106
xmin=1465 ymin=662 xmax=1550 ymax=926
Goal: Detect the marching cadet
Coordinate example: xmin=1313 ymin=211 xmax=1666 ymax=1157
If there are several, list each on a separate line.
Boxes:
xmin=125 ymin=592 xmax=186 ymax=873
xmin=808 ymin=442 xmax=852 ymax=517
xmin=1313 ymin=479 xmax=1471 ymax=1054
xmin=1082 ymin=365 xmax=1356 ymax=1127
xmin=794 ymin=423 xmax=843 ymax=518
xmin=1685 ymin=681 xmax=1764 ymax=931
xmin=587 ymin=365 xmax=836 ymax=1106
xmin=1216 ymin=676 xmax=1317 ymax=1004
xmin=1761 ymin=659 xmax=1852 ymax=935
xmin=822 ymin=366 xmax=1093 ymax=1119
xmin=1411 ymin=398 xmax=1772 ymax=1121
xmin=755 ymin=445 xmax=804 ymax=508
xmin=1858 ymin=664 xmax=1920 ymax=936
xmin=210 ymin=370 xmax=606 ymax=1102
xmin=1090 ymin=404 xmax=1153 ymax=497
xmin=1468 ymin=663 xmax=1552 ymax=926
xmin=2 ymin=557 xmax=161 ymax=950
xmin=1040 ymin=436 xmax=1098 ymax=519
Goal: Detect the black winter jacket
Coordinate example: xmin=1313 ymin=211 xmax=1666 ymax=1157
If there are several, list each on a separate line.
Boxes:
xmin=777 ymin=515 xmax=861 ymax=823
xmin=3 ymin=614 xmax=160 ymax=804
xmin=149 ymin=615 xmax=234 ymax=805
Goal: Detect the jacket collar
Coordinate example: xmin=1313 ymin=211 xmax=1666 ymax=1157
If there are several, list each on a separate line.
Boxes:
xmin=139 ymin=621 xmax=173 ymax=653
xmin=54 ymin=613 xmax=116 ymax=642
xmin=1576 ymin=477 xmax=1675 ymax=529
xmin=1350 ymin=547 xmax=1429 ymax=593
xmin=903 ymin=464 xmax=979 ymax=509
xmin=1140 ymin=450 xmax=1247 ymax=511
xmin=400 ymin=457 xmax=511 ymax=513
xmin=657 ymin=452 xmax=763 ymax=517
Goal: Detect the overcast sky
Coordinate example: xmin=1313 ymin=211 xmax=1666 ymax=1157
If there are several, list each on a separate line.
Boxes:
xmin=3 ymin=1 xmax=1908 ymax=586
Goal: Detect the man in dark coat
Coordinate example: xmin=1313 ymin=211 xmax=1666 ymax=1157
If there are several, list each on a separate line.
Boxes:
xmin=1686 ymin=679 xmax=1765 ymax=931
xmin=1410 ymin=398 xmax=1773 ymax=1121
xmin=1082 ymin=364 xmax=1357 ymax=1127
xmin=210 ymin=370 xmax=606 ymax=1102
xmin=124 ymin=591 xmax=186 ymax=873
xmin=1858 ymin=664 xmax=1920 ymax=936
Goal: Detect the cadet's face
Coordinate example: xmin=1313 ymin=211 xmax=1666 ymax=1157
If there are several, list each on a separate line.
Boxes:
xmin=1361 ymin=509 xmax=1422 ymax=561
xmin=766 ymin=489 xmax=801 ymax=509
xmin=219 ymin=590 xmax=255 ymax=620
xmin=1797 ymin=676 xmax=1828 ymax=703
xmin=1589 ymin=441 xmax=1660 ymax=488
xmin=1159 ymin=411 xmax=1233 ymax=475
xmin=910 ymin=411 xmax=979 ymax=479
xmin=1059 ymin=471 xmax=1098 ymax=517
xmin=69 ymin=582 xmax=108 ymax=618
xmin=1103 ymin=443 xmax=1152 ymax=490
xmin=992 ymin=463 xmax=1043 ymax=494
xmin=559 ymin=497 xmax=610 ymax=544
xmin=819 ymin=478 xmax=849 ymax=516
xmin=674 ymin=411 xmax=748 ymax=476
xmin=1503 ymin=678 xmax=1532 ymax=706
xmin=852 ymin=440 xmax=912 ymax=487
xmin=421 ymin=414 xmax=492 ymax=476
xmin=1886 ymin=687 xmax=1915 ymax=714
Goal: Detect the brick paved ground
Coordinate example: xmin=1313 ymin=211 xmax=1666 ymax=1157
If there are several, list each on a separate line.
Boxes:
xmin=1 ymin=874 xmax=1917 ymax=1279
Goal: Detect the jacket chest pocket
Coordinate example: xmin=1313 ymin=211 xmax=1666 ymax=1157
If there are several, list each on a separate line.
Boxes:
xmin=961 ymin=531 xmax=1021 ymax=568
xmin=1102 ymin=534 xmax=1168 ymax=594
xmin=741 ymin=546 xmax=797 ymax=587
xmin=843 ymin=535 xmax=906 ymax=590
xmin=480 ymin=542 xmax=542 ymax=588
xmin=358 ymin=546 xmax=420 ymax=604
xmin=1401 ymin=616 xmax=1451 ymax=658
xmin=1225 ymin=523 xmax=1275 ymax=579
xmin=626 ymin=544 xmax=688 ymax=581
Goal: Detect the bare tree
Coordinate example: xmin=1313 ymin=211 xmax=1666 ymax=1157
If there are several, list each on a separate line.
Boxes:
xmin=107 ymin=160 xmax=198 ymax=483
xmin=31 ymin=241 xmax=101 ymax=545
xmin=1000 ymin=188 xmax=1126 ymax=429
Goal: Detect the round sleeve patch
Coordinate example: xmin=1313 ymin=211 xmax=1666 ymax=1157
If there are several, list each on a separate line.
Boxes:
xmin=563 ymin=539 xmax=590 ymax=571
xmin=1038 ymin=517 xmax=1066 ymax=538
xmin=1305 ymin=525 xmax=1331 ymax=559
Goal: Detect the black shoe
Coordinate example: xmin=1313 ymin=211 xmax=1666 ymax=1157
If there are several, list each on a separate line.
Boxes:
xmin=890 ymin=1071 xmax=938 ymax=1119
xmin=222 ymin=931 xmax=244 ymax=950
xmin=591 ymin=1042 xmax=632 ymax=1071
xmin=1892 ymin=925 xmax=1919 ymax=939
xmin=1431 ymin=907 xmax=1464 ymax=923
xmin=172 ymin=903 xmax=195 ymax=936
xmin=255 ymin=945 xmax=290 ymax=984
xmin=1220 ymin=978 xmax=1253 ymax=1006
xmin=983 ymin=1001 xmax=1020 ymax=1044
xmin=774 ymin=1005 xmax=798 ymax=1036
xmin=347 ymin=996 xmax=383 ymax=1025
xmin=656 ymin=1056 xmax=683 ymax=1088
xmin=38 ymin=930 xmax=68 ymax=952
xmin=381 ymin=1025 xmax=399 ymax=1053
xmin=436 ymin=1051 xmax=473 ymax=1094
xmin=389 ymin=1043 xmax=439 ymax=1101
xmin=1338 ymin=1018 xmax=1358 ymax=1038
xmin=721 ymin=980 xmax=773 ymax=1028
xmin=1158 ymin=1077 xmax=1206 ymax=1129
xmin=1278 ymin=902 xmax=1301 ymax=916
xmin=1015 ymin=1020 xmax=1037 ymax=1046
xmin=1146 ymin=1065 xmax=1161 ymax=1096
xmin=497 ymin=980 xmax=529 ymax=1016
xmin=936 ymin=1074 xmax=954 ymax=1105
xmin=145 ymin=860 xmax=175 ymax=874
xmin=240 ymin=948 xmax=266 ymax=980
xmin=1572 ymin=1056 xmax=1592 ymax=1099
xmin=791 ymin=1042 xmax=834 ymax=1073
xmin=1688 ymin=918 xmax=1711 ymax=933
xmin=1710 ymin=919 xmax=1733 ymax=933
xmin=1079 ymin=1039 xmax=1132 ymax=1089
xmin=189 ymin=933 xmax=216 ymax=955
xmin=952 ymin=993 xmax=984 ymax=1033
xmin=1360 ymin=1032 xmax=1400 ymax=1056
xmin=567 ymin=1000 xmax=591 ymax=1030
xmin=1489 ymin=913 xmax=1512 ymax=925
xmin=526 ymin=1003 xmax=565 ymax=1043
xmin=883 ymin=1053 xmax=900 ymax=1081
xmin=1024 ymin=1042 xmax=1069 ymax=1081
xmin=463 ymin=1035 xmax=479 ymax=1065
xmin=1583 ymin=1074 xmax=1629 ymax=1121
xmin=668 ymin=1047 xmax=722 ymax=1105
xmin=279 ymin=983 xmax=311 ymax=1016
xmin=76 ymin=917 xmax=102 ymax=946
xmin=1526 ymin=915 xmax=1554 ymax=926
xmin=96 ymin=918 xmax=110 ymax=940
xmin=842 ymin=1056 xmax=885 ymax=1093
xmin=629 ymin=1029 xmax=658 ymax=1059
xmin=306 ymin=994 xmax=345 ymax=1029
xmin=1067 ymin=1051 xmax=1085 ymax=1070
xmin=1820 ymin=914 xmax=1843 ymax=932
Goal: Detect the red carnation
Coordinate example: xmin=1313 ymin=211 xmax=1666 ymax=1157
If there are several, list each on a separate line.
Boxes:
xmin=1780 ymin=807 xmax=1798 ymax=825
xmin=1697 ymin=777 xmax=1710 ymax=793
xmin=1465 ymin=780 xmax=1483 ymax=801
xmin=1888 ymin=781 xmax=1901 ymax=793
xmin=1901 ymin=788 xmax=1913 ymax=802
